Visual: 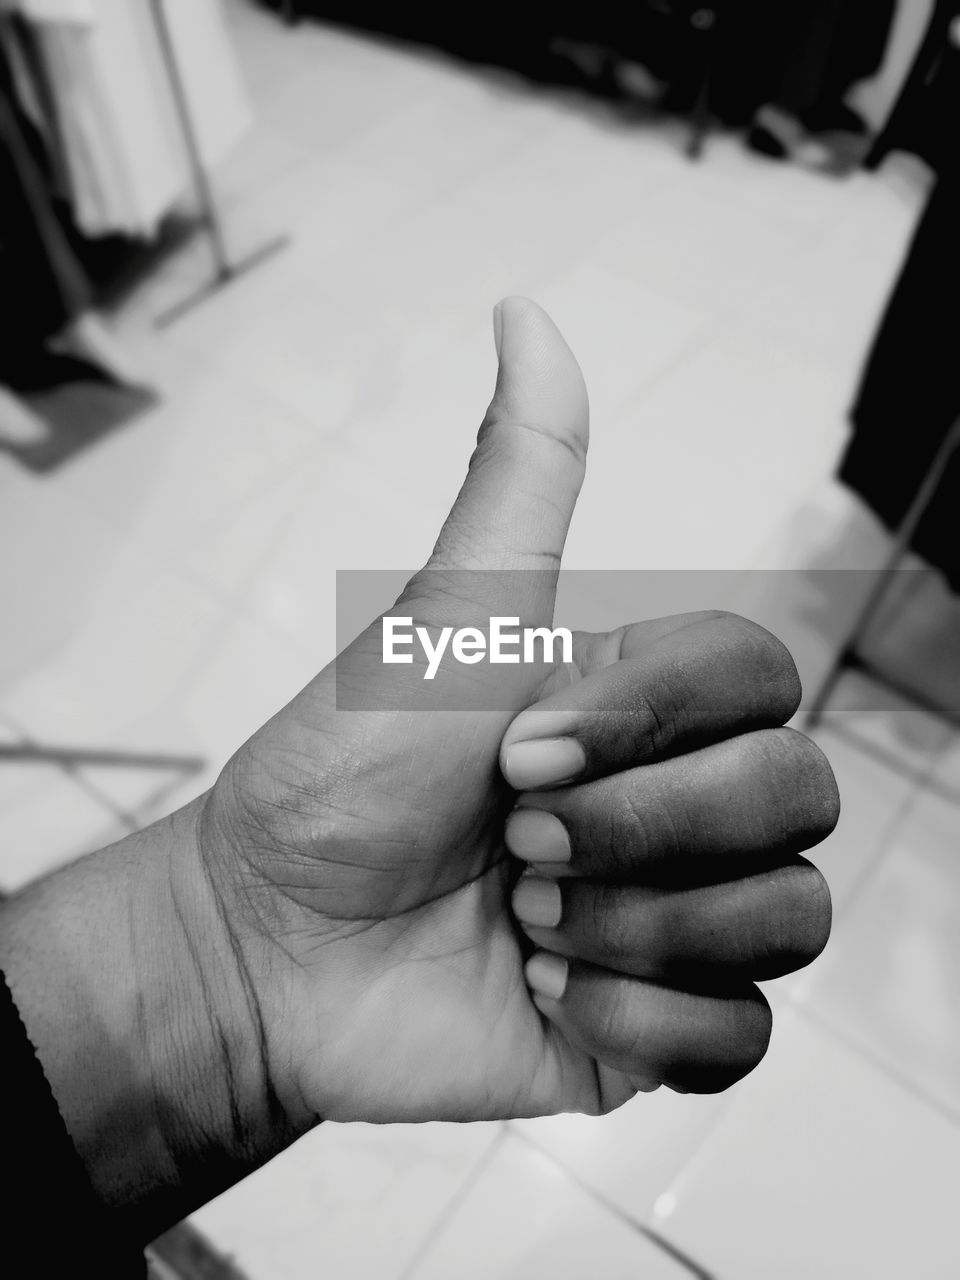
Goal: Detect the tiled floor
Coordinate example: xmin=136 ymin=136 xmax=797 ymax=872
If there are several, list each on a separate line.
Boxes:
xmin=2 ymin=2 xmax=959 ymax=1277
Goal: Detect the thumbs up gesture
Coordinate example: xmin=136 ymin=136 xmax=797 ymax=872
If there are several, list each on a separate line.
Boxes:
xmin=204 ymin=297 xmax=837 ymax=1129
xmin=0 ymin=300 xmax=838 ymax=1238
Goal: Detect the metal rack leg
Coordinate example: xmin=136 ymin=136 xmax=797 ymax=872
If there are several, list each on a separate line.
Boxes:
xmin=805 ymin=416 xmax=960 ymax=730
xmin=149 ymin=0 xmax=289 ymax=327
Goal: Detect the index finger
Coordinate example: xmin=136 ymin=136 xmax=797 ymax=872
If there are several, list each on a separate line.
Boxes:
xmin=500 ymin=611 xmax=801 ymax=790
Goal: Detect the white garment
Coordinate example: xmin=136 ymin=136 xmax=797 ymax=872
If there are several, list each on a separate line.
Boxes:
xmin=1 ymin=1 xmax=92 ymax=23
xmin=34 ymin=0 xmax=250 ymax=237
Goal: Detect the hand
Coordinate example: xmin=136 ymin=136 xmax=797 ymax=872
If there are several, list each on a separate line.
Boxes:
xmin=0 ymin=299 xmax=838 ymax=1239
xmin=201 ymin=298 xmax=837 ymax=1126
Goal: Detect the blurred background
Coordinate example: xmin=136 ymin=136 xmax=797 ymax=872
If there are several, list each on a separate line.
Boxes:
xmin=2 ymin=1 xmax=959 ymax=1276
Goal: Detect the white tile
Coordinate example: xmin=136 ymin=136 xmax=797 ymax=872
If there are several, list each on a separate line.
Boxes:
xmin=237 ymin=445 xmax=448 ymax=660
xmin=343 ymin=76 xmax=554 ymax=199
xmin=213 ymin=120 xmax=313 ymax=208
xmin=590 ymin=173 xmax=808 ymax=315
xmin=173 ymin=609 xmax=322 ymax=773
xmin=345 ymin=320 xmax=499 ymax=509
xmin=0 ymin=772 xmax=121 ymax=891
xmin=739 ymin=229 xmax=907 ymax=375
xmin=656 ymin=1011 xmax=960 ymax=1280
xmin=562 ymin=328 xmax=848 ymax=571
xmin=816 ymin=669 xmax=954 ymax=787
xmin=222 ymin=150 xmax=423 ymax=272
xmin=510 ymin=1088 xmax=729 ymax=1228
xmin=748 ymin=477 xmax=893 ymax=572
xmin=1 ymin=554 xmax=226 ymax=746
xmin=58 ymin=354 xmax=313 ymax=566
xmin=806 ymin=725 xmax=923 ymax=914
xmin=191 ymin=1120 xmax=501 ymax=1280
xmin=796 ymin=789 xmax=960 ymax=1115
xmin=408 ymin=1131 xmax=692 ymax=1280
xmin=529 ymin=260 xmax=713 ymax=428
xmin=258 ymin=45 xmax=431 ymax=152
xmin=691 ymin=134 xmax=869 ymax=236
xmin=0 ymin=468 xmax=147 ymax=693
xmin=167 ymin=233 xmax=457 ymax=431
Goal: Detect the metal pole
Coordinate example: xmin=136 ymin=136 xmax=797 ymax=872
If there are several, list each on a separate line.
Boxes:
xmin=150 ymin=0 xmax=231 ymax=276
xmin=805 ymin=416 xmax=960 ymax=728
xmin=148 ymin=0 xmax=288 ymax=326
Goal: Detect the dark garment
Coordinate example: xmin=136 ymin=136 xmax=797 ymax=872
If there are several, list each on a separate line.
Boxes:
xmin=706 ymin=0 xmax=896 ymax=124
xmin=0 ymin=971 xmax=147 ymax=1277
xmin=839 ymin=163 xmax=960 ymax=588
xmin=0 ymin=31 xmax=91 ymax=376
xmin=866 ymin=1 xmax=960 ymax=174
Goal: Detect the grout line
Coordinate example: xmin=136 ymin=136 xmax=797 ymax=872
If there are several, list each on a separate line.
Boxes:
xmin=794 ymin=1002 xmax=960 ymax=1130
xmin=395 ymin=1123 xmax=510 ymax=1280
xmin=508 ymin=1124 xmax=716 ymax=1280
xmin=812 ymin=718 xmax=953 ymax=926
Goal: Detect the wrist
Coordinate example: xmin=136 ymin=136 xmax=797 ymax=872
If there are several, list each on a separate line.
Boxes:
xmin=0 ymin=795 xmax=299 ymax=1241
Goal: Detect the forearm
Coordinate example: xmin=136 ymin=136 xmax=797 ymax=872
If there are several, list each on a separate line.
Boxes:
xmin=0 ymin=795 xmax=299 ymax=1244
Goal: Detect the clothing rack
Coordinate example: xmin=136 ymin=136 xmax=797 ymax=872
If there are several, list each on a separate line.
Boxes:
xmin=805 ymin=417 xmax=960 ymax=788
xmin=149 ymin=0 xmax=288 ymax=326
xmin=0 ymin=736 xmax=206 ymax=834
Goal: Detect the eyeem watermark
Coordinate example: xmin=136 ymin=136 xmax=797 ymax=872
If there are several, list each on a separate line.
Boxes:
xmin=336 ymin=567 xmax=935 ymax=711
xmin=383 ymin=616 xmax=573 ymax=680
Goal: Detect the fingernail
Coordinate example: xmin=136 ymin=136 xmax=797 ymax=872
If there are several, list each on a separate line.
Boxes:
xmin=505 ymin=809 xmax=571 ymax=864
xmin=493 ymin=301 xmax=504 ymax=360
xmin=525 ymin=951 xmax=568 ymax=1001
xmin=503 ymin=738 xmax=585 ymax=790
xmin=512 ymin=876 xmax=563 ymax=928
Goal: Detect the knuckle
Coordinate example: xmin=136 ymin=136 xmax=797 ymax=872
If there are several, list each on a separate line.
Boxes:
xmin=588 ymin=884 xmax=634 ymax=962
xmin=747 ymin=727 xmax=841 ymax=844
xmin=667 ymin=990 xmax=773 ymax=1094
xmin=773 ymin=727 xmax=842 ymax=838
xmin=733 ymin=991 xmax=774 ymax=1075
xmin=750 ymin=861 xmax=832 ymax=977
xmin=786 ymin=861 xmax=833 ymax=961
xmin=719 ymin=613 xmax=802 ymax=720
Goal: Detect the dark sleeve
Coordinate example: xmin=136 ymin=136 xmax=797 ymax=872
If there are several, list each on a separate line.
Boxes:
xmin=0 ymin=971 xmax=147 ymax=1279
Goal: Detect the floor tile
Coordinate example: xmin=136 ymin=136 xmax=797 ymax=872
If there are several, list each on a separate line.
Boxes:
xmin=530 ymin=260 xmax=713 ymax=429
xmin=191 ymin=1120 xmax=501 ymax=1280
xmin=510 ymin=1088 xmax=729 ymax=1229
xmin=0 ymin=468 xmax=148 ymax=694
xmin=236 ymin=444 xmax=449 ymax=660
xmin=222 ymin=149 xmax=423 ymax=271
xmin=806 ymin=724 xmax=923 ymax=915
xmin=163 ymin=249 xmax=424 ymax=432
xmin=406 ymin=1131 xmax=695 ymax=1280
xmin=796 ymin=788 xmax=960 ymax=1116
xmin=172 ymin=608 xmax=322 ymax=773
xmin=814 ymin=669 xmax=954 ymax=789
xmin=0 ymin=771 xmax=124 ymax=891
xmin=655 ymin=1011 xmax=960 ymax=1280
xmin=343 ymin=74 xmax=555 ymax=199
xmin=590 ymin=173 xmax=809 ymax=316
xmin=58 ymin=351 xmax=313 ymax=567
xmin=1 ymin=554 xmax=227 ymax=747
xmin=562 ymin=327 xmax=848 ymax=571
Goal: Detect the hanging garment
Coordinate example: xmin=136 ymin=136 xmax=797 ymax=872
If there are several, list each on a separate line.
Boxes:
xmin=0 ymin=28 xmax=91 ymax=379
xmin=20 ymin=0 xmax=250 ymax=238
xmin=703 ymin=0 xmax=897 ymax=125
xmin=839 ymin=158 xmax=960 ymax=589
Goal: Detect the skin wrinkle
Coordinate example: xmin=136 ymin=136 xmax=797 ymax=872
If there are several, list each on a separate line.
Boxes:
xmin=194 ymin=801 xmax=293 ymax=1152
xmin=482 ymin=414 xmax=589 ymax=469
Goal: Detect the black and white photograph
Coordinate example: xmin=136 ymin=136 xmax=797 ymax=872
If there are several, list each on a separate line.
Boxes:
xmin=1 ymin=2 xmax=958 ymax=1277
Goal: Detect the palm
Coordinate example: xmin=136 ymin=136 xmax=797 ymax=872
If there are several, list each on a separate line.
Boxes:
xmin=211 ymin=612 xmax=611 ymax=1124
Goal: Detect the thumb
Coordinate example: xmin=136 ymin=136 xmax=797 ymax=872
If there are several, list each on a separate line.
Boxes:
xmin=414 ymin=297 xmax=589 ymax=623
